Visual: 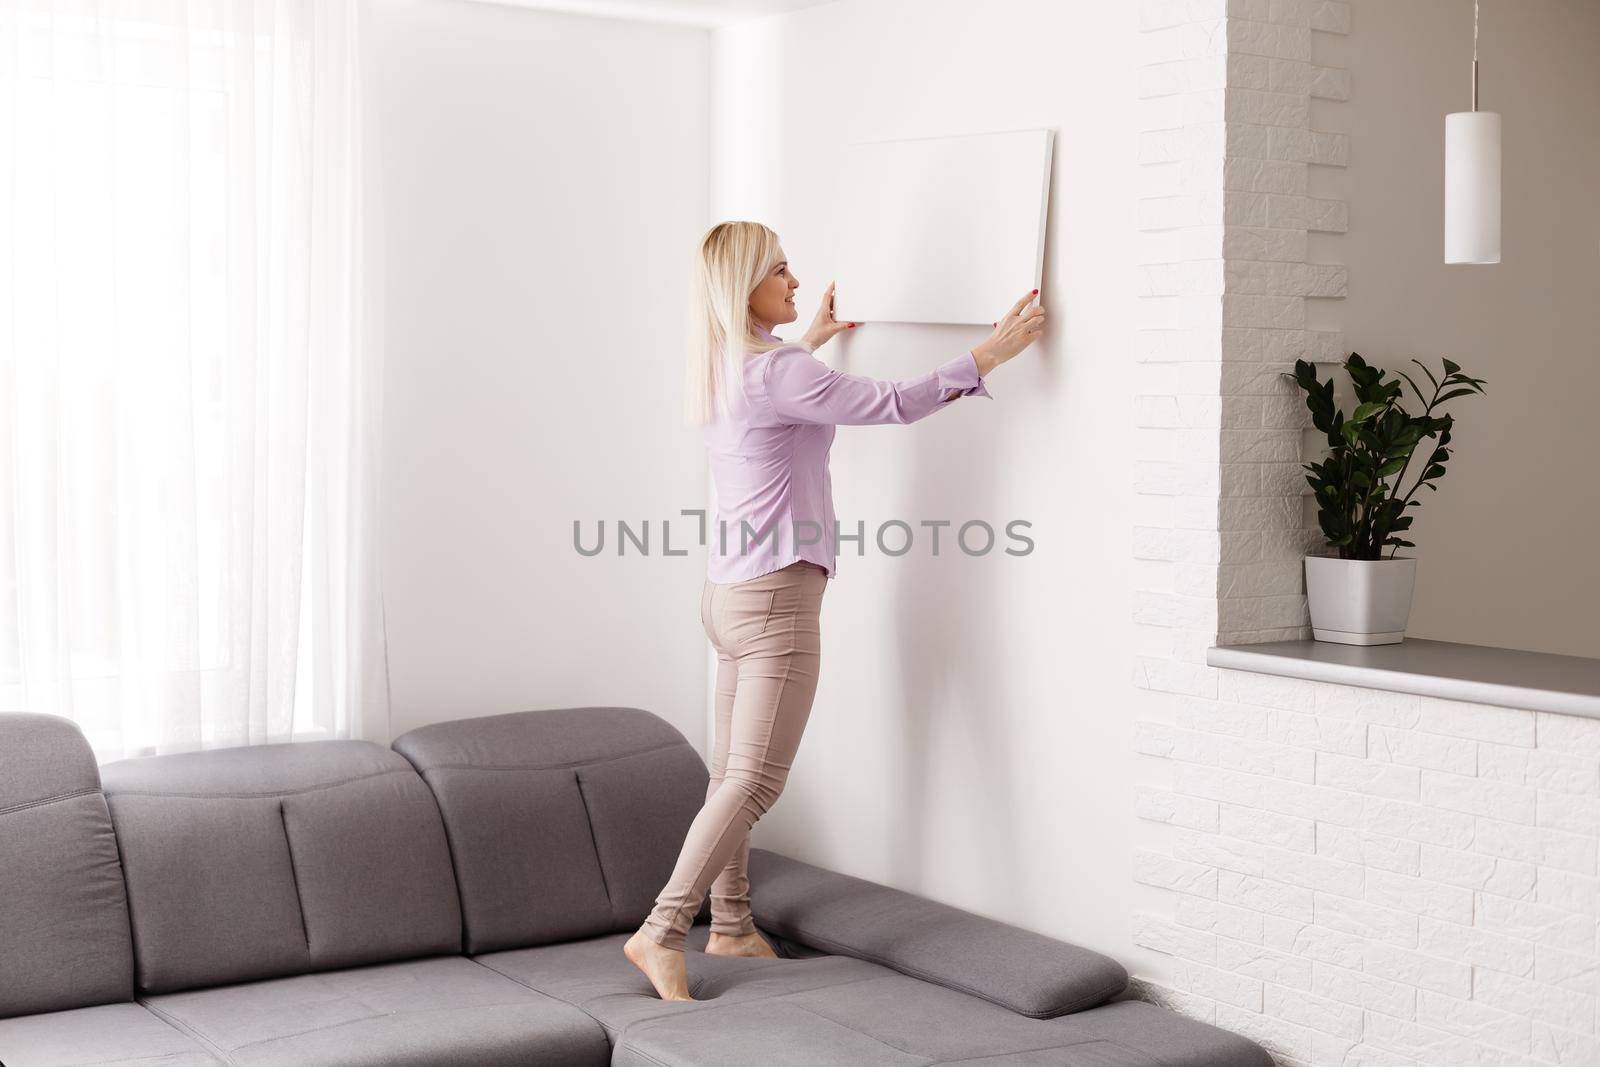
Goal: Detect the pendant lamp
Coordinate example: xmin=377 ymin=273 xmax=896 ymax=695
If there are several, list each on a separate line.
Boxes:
xmin=1445 ymin=0 xmax=1501 ymax=264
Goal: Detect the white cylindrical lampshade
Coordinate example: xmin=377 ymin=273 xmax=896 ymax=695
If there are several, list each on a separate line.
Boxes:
xmin=1444 ymin=110 xmax=1502 ymax=264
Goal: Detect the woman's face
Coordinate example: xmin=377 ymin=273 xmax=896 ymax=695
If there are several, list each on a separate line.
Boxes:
xmin=748 ymin=248 xmax=799 ymax=331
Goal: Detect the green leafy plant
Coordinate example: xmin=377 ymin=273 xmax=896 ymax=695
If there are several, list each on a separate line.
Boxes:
xmin=1282 ymin=353 xmax=1486 ymax=561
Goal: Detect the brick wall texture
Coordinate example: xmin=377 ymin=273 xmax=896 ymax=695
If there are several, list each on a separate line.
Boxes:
xmin=1132 ymin=2 xmax=1599 ymax=1064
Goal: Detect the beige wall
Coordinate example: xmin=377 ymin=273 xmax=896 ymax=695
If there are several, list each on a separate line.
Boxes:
xmin=1328 ymin=0 xmax=1600 ymax=658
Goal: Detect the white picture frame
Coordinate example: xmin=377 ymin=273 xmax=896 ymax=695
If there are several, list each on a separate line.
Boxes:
xmin=832 ymin=128 xmax=1053 ymax=326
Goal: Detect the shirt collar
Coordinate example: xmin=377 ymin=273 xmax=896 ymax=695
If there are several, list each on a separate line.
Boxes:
xmin=753 ymin=323 xmax=777 ymax=342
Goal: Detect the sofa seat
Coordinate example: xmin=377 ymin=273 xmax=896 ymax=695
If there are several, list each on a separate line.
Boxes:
xmin=477 ymin=924 xmax=1268 ymax=1067
xmin=0 ymin=1001 xmax=222 ymax=1066
xmin=611 ymin=978 xmax=1271 ymax=1067
xmin=475 ymin=922 xmax=899 ymax=1039
xmin=134 ymin=955 xmax=610 ymax=1067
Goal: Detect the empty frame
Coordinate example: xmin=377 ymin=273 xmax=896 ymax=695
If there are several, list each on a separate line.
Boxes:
xmin=832 ymin=129 xmax=1053 ymax=326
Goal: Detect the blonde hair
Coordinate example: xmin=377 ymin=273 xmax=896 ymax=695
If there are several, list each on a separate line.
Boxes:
xmin=684 ymin=221 xmax=789 ymax=425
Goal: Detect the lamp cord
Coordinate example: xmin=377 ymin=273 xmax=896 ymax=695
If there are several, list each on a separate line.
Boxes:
xmin=1471 ymin=0 xmax=1480 ymax=111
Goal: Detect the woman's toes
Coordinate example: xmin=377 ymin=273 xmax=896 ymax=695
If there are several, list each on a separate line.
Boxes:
xmin=624 ymin=929 xmax=694 ymax=1000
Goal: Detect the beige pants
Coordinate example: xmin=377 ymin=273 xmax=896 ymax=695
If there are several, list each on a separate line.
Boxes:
xmin=640 ymin=559 xmax=828 ymax=951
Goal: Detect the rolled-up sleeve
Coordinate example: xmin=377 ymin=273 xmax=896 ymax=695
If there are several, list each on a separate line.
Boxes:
xmin=762 ymin=347 xmax=993 ymax=426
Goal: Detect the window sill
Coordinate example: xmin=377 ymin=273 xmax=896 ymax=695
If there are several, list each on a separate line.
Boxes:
xmin=1205 ymin=638 xmax=1600 ymax=721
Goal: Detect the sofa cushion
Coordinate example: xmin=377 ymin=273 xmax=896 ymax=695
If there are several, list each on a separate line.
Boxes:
xmin=476 ymin=922 xmax=897 ymax=1039
xmin=0 ymin=1002 xmax=221 ymax=1066
xmin=748 ymin=848 xmax=1128 ymax=1018
xmin=1048 ymin=998 xmax=1275 ymax=1066
xmin=101 ymin=740 xmax=462 ymax=994
xmin=613 ymin=1000 xmax=929 ymax=1066
xmin=392 ymin=707 xmax=711 ymax=953
xmin=139 ymin=956 xmax=610 ymax=1067
xmin=0 ymin=712 xmax=136 ymax=1018
xmin=610 ymin=976 xmax=1272 ymax=1067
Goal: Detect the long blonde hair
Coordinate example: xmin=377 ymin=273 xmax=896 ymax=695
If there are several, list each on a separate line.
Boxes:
xmin=684 ymin=221 xmax=789 ymax=425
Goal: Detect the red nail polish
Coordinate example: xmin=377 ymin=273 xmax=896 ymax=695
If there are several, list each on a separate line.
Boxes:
xmin=1032 ymin=289 xmax=1039 ymax=295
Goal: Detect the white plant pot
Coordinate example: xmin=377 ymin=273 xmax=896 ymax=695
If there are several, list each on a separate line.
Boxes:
xmin=1304 ymin=555 xmax=1418 ymax=646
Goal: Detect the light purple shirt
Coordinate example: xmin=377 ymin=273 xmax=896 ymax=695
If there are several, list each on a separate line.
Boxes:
xmin=703 ymin=326 xmax=992 ymax=584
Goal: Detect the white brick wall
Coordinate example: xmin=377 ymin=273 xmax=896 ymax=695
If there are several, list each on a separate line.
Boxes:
xmin=1133 ymin=2 xmax=1600 ymax=1063
xmin=1211 ymin=0 xmax=1346 ymax=641
xmin=1134 ymin=0 xmax=1343 ymax=692
xmin=1135 ymin=0 xmax=1227 ymax=704
xmin=1135 ymin=677 xmax=1600 ymax=1066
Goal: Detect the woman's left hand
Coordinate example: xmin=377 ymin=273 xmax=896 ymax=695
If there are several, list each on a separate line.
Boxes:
xmin=800 ymin=281 xmax=857 ymax=351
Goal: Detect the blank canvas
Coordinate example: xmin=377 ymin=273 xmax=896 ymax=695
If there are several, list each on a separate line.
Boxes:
xmin=831 ymin=128 xmax=1053 ymax=326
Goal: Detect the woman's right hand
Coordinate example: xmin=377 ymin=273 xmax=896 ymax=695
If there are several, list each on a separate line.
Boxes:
xmin=972 ymin=290 xmax=1045 ymax=377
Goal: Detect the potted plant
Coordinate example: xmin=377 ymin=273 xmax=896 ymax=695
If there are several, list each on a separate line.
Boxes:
xmin=1283 ymin=353 xmax=1486 ymax=645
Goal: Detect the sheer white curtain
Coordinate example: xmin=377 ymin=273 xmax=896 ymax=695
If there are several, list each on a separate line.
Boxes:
xmin=0 ymin=0 xmax=389 ymax=760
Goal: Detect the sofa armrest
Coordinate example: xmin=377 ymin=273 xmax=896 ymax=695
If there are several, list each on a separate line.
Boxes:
xmin=747 ymin=848 xmax=1127 ymax=1019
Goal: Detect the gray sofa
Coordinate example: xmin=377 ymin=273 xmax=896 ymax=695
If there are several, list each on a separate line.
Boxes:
xmin=0 ymin=706 xmax=1270 ymax=1066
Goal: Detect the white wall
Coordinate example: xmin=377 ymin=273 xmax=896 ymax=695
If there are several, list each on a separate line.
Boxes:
xmin=711 ymin=0 xmax=1162 ymax=977
xmin=373 ymin=0 xmax=1162 ymax=985
xmin=370 ymin=0 xmax=1598 ymax=1028
xmin=371 ymin=0 xmax=712 ymax=741
xmin=1332 ymin=0 xmax=1600 ymax=659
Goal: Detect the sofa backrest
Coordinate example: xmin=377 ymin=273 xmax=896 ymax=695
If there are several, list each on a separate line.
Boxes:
xmin=393 ymin=707 xmax=708 ymax=955
xmin=0 ymin=713 xmax=136 ymax=1018
xmin=100 ymin=739 xmax=462 ymax=994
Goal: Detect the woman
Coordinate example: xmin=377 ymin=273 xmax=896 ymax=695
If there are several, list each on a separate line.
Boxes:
xmin=624 ymin=221 xmax=1044 ymax=1001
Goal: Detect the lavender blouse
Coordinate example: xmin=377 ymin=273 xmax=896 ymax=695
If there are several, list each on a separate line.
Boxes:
xmin=703 ymin=325 xmax=992 ymax=584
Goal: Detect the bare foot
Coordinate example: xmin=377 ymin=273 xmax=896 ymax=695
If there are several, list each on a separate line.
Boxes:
xmin=705 ymin=930 xmax=779 ymax=958
xmin=624 ymin=928 xmax=694 ymax=1000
